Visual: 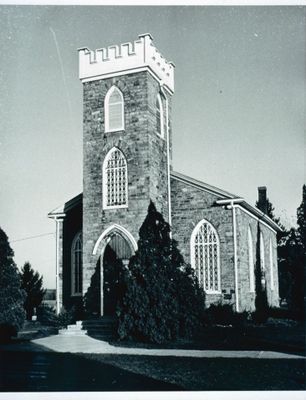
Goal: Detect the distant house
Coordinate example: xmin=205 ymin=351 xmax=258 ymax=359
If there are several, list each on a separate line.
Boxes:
xmin=42 ymin=289 xmax=56 ymax=310
xmin=48 ymin=34 xmax=281 ymax=316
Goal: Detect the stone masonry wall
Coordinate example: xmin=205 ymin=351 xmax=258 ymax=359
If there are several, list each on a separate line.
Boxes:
xmin=235 ymin=207 xmax=279 ymax=311
xmin=170 ymin=177 xmax=237 ymax=309
xmin=82 ymin=71 xmax=172 ymax=297
xmin=62 ymin=202 xmax=82 ymax=309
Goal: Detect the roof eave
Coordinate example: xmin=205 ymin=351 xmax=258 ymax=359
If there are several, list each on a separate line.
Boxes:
xmin=216 ymin=198 xmax=282 ymax=232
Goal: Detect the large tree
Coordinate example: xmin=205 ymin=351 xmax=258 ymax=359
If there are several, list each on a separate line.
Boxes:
xmin=117 ymin=201 xmax=205 ymax=344
xmin=288 ymin=185 xmax=305 ymax=319
xmin=0 ymin=227 xmax=25 ymax=341
xmin=277 ymin=186 xmax=305 ymax=319
xmin=20 ymin=262 xmax=45 ymax=320
xmin=297 ymin=184 xmax=306 ymax=253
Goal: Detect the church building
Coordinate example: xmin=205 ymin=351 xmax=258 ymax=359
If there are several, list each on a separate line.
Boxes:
xmin=48 ymin=34 xmax=280 ymax=317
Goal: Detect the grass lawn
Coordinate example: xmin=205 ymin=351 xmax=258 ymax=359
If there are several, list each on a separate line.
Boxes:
xmin=81 ymin=353 xmax=306 ymax=391
xmin=107 ymin=319 xmax=305 ymax=355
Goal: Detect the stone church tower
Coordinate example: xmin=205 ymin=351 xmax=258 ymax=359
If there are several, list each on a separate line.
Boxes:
xmin=49 ymin=34 xmax=280 ymax=317
xmin=80 ymin=34 xmax=174 ymax=314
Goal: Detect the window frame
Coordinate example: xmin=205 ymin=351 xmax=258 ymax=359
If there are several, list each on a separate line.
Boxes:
xmin=71 ymin=231 xmax=82 ymax=297
xmin=269 ymin=237 xmax=274 ymax=291
xmin=104 ymin=86 xmax=124 ymax=133
xmin=260 ymin=231 xmax=266 ymax=287
xmin=156 ymin=93 xmax=164 ymax=138
xmin=248 ymin=226 xmax=255 ymax=293
xmin=190 ymin=218 xmax=221 ymax=294
xmin=102 ymin=147 xmax=128 ymax=210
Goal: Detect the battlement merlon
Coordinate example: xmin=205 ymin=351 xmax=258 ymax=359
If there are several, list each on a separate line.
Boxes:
xmin=78 ymin=33 xmax=175 ymax=94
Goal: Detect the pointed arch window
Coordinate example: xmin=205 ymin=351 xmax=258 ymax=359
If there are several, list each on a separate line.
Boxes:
xmin=260 ymin=232 xmax=266 ymax=286
xmin=71 ymin=232 xmax=82 ymax=296
xmin=105 ymin=86 xmax=124 ymax=132
xmin=269 ymin=238 xmax=274 ymax=290
xmin=191 ymin=219 xmax=221 ymax=293
xmin=156 ymin=94 xmax=164 ymax=138
xmin=248 ymin=227 xmax=255 ymax=292
xmin=103 ymin=147 xmax=128 ymax=209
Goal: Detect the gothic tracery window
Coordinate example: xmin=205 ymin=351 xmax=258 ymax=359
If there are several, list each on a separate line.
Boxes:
xmin=71 ymin=232 xmax=82 ymax=296
xmin=269 ymin=238 xmax=274 ymax=290
xmin=260 ymin=232 xmax=266 ymax=286
xmin=191 ymin=219 xmax=221 ymax=292
xmin=105 ymin=86 xmax=124 ymax=132
xmin=103 ymin=147 xmax=128 ymax=209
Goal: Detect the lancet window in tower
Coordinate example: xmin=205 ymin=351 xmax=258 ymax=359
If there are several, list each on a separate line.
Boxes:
xmin=191 ymin=219 xmax=221 ymax=293
xmin=156 ymin=93 xmax=164 ymax=137
xmin=103 ymin=148 xmax=128 ymax=209
xmin=71 ymin=232 xmax=82 ymax=296
xmin=105 ymin=86 xmax=124 ymax=132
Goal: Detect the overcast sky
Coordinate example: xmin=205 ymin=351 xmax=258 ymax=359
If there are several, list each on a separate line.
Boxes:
xmin=0 ymin=5 xmax=304 ymax=288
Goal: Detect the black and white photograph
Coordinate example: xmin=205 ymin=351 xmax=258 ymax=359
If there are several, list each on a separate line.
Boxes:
xmin=0 ymin=1 xmax=305 ymax=396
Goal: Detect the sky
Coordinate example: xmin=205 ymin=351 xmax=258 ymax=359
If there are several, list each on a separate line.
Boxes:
xmin=0 ymin=5 xmax=304 ymax=289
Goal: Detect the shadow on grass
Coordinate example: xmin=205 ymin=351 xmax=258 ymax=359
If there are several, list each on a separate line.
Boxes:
xmin=108 ymin=323 xmax=305 ymax=356
xmin=0 ymin=345 xmax=182 ymax=391
xmin=82 ymin=353 xmax=306 ymax=391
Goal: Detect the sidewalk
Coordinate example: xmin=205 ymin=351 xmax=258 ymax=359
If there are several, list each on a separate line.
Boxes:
xmin=32 ymin=334 xmax=305 ymax=359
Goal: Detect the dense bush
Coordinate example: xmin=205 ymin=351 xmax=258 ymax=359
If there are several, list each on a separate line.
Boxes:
xmin=37 ymin=305 xmax=58 ymax=327
xmin=37 ymin=305 xmax=76 ymax=328
xmin=84 ymin=262 xmax=100 ymax=317
xmin=203 ymin=303 xmax=249 ymax=327
xmin=117 ymin=201 xmax=205 ymax=344
xmin=267 ymin=307 xmax=294 ymax=320
xmin=0 ymin=227 xmax=26 ymax=342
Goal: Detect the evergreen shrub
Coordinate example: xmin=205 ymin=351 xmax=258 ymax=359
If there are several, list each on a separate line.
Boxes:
xmin=0 ymin=227 xmax=26 ymax=342
xmin=203 ymin=303 xmax=249 ymax=327
xmin=117 ymin=201 xmax=205 ymax=344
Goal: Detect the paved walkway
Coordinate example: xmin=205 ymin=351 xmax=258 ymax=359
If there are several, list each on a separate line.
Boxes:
xmin=32 ymin=335 xmax=305 ymax=359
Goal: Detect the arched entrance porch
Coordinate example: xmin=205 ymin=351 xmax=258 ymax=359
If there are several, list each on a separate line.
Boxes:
xmin=92 ymin=224 xmax=137 ymax=316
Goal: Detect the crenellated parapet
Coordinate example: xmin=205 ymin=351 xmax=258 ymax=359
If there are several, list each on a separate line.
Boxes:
xmin=78 ymin=33 xmax=175 ymax=93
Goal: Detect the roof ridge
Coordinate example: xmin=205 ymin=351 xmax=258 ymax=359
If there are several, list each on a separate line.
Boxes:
xmin=170 ymin=170 xmax=238 ymax=199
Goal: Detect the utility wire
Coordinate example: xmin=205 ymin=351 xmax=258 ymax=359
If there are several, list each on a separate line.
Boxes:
xmin=11 ymin=232 xmax=55 ymax=243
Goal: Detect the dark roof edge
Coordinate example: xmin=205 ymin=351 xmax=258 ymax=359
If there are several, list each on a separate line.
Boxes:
xmin=170 ymin=170 xmax=238 ymax=199
xmin=240 ymin=201 xmax=282 ymax=232
xmin=48 ymin=193 xmax=83 ymax=218
xmin=171 ymin=171 xmax=281 ymax=232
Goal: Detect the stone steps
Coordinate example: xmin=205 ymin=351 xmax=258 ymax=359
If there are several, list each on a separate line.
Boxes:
xmin=58 ymin=317 xmax=117 ymax=340
xmin=58 ymin=320 xmax=87 ymax=336
xmin=82 ymin=317 xmax=117 ymax=341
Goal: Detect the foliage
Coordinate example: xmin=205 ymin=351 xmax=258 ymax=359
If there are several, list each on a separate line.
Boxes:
xmin=37 ymin=305 xmax=58 ymax=326
xmin=56 ymin=306 xmax=77 ymax=328
xmin=37 ymin=305 xmax=76 ymax=328
xmin=203 ymin=303 xmax=249 ymax=327
xmin=267 ymin=307 xmax=293 ymax=320
xmin=253 ymin=223 xmax=269 ymax=323
xmin=277 ymin=185 xmax=305 ymax=320
xmin=20 ymin=262 xmax=45 ymax=320
xmin=0 ymin=227 xmax=26 ymax=342
xmin=117 ymin=201 xmax=205 ymax=344
xmin=256 ymin=197 xmax=285 ymax=233
xmin=280 ymin=229 xmax=304 ymax=320
xmin=84 ymin=262 xmax=100 ymax=317
xmin=297 ymin=184 xmax=306 ymax=252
